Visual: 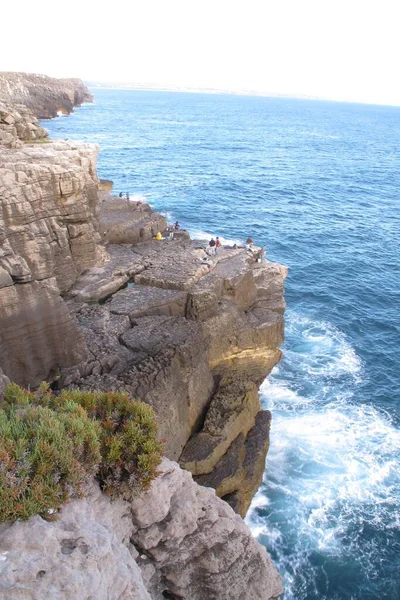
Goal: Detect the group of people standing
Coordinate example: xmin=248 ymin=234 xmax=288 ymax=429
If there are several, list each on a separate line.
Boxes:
xmin=207 ymin=236 xmax=221 ymax=255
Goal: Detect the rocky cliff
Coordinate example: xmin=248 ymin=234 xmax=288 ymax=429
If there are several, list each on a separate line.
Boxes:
xmin=60 ymin=226 xmax=287 ymax=516
xmin=0 ymin=138 xmax=107 ymax=387
xmin=0 ymin=459 xmax=283 ymax=600
xmin=0 ymin=74 xmax=286 ymax=599
xmin=0 ymin=72 xmax=93 ymax=118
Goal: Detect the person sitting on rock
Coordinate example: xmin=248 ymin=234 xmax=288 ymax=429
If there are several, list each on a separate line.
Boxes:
xmin=209 ymin=238 xmax=216 ymax=255
xmin=202 ymin=255 xmax=214 ymax=271
xmin=174 ymin=221 xmax=180 ymax=230
xmin=215 ymin=237 xmax=221 ymax=253
xmin=119 ymin=192 xmax=123 ymax=198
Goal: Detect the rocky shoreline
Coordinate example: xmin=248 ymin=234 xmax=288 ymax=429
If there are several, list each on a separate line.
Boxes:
xmin=0 ymin=73 xmax=285 ymax=599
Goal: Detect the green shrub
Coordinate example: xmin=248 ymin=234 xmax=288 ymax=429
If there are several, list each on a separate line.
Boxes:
xmin=0 ymin=402 xmax=101 ymax=522
xmin=0 ymin=384 xmax=163 ymax=521
xmin=55 ymin=389 xmax=163 ymax=500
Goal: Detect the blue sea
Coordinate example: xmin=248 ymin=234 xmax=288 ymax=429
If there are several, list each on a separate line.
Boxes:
xmin=43 ymin=89 xmax=400 ymax=600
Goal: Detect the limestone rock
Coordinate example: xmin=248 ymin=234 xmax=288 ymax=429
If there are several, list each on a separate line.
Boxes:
xmin=0 ymin=139 xmax=107 ymax=386
xmin=130 ymin=458 xmax=283 ymax=600
xmin=59 ymin=243 xmax=287 ymax=500
xmin=0 ymin=101 xmax=48 ymax=148
xmin=0 ymin=72 xmax=93 ymax=119
xmin=67 ymin=244 xmax=144 ymax=303
xmin=99 ymin=194 xmax=167 ymax=245
xmin=0 ymin=140 xmax=104 ymax=292
xmin=0 ymin=279 xmax=87 ymax=388
xmin=0 ymin=483 xmax=151 ymax=600
xmin=0 ymin=462 xmax=282 ymax=600
xmin=196 ymin=411 xmax=272 ymax=517
xmin=60 ymin=310 xmax=214 ymax=460
xmin=0 ymin=265 xmax=13 ymax=288
xmin=109 ymin=285 xmax=187 ymax=320
xmin=180 ymin=378 xmax=260 ymax=475
xmin=99 ymin=178 xmax=113 ymax=191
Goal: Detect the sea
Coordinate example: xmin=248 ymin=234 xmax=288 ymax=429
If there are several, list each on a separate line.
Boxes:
xmin=43 ymin=89 xmax=400 ymax=600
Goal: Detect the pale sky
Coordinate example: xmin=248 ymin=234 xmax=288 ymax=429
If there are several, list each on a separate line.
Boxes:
xmin=2 ymin=0 xmax=400 ymax=105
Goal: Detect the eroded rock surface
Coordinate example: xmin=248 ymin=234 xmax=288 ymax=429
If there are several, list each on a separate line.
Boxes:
xmin=0 ymin=101 xmax=48 ymax=148
xmin=0 ymin=459 xmax=283 ymax=600
xmin=99 ymin=194 xmax=167 ymax=245
xmin=60 ymin=230 xmax=287 ymax=512
xmin=0 ymin=72 xmax=93 ymax=119
xmin=0 ymin=140 xmax=106 ymax=386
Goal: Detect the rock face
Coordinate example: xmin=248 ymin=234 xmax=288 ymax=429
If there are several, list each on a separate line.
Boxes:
xmin=0 ymin=101 xmax=48 ymax=148
xmin=59 ymin=225 xmax=287 ymax=514
xmin=0 ymin=75 xmax=285 ymax=597
xmin=0 ymin=73 xmax=287 ymax=520
xmin=99 ymin=194 xmax=167 ymax=244
xmin=0 ymin=279 xmax=87 ymax=388
xmin=0 ymin=72 xmax=93 ymax=119
xmin=0 ymin=140 xmax=106 ymax=387
xmin=0 ymin=459 xmax=283 ymax=600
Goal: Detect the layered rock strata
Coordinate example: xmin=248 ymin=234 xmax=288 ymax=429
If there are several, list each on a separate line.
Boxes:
xmin=99 ymin=194 xmax=167 ymax=244
xmin=0 ymin=72 xmax=93 ymax=118
xmin=0 ymin=459 xmax=283 ymax=600
xmin=0 ymin=140 xmax=106 ymax=387
xmin=0 ymin=74 xmax=286 ymax=598
xmin=0 ymin=101 xmax=48 ymax=148
xmin=59 ymin=218 xmax=287 ymax=514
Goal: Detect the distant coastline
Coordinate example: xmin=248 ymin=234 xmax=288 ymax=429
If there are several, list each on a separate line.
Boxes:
xmin=84 ymin=81 xmax=400 ymax=108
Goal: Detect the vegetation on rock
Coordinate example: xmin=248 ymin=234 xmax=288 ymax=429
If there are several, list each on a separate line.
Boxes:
xmin=0 ymin=383 xmax=163 ymax=522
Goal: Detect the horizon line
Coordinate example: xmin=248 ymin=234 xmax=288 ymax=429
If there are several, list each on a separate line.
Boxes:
xmin=84 ymin=80 xmax=400 ymax=109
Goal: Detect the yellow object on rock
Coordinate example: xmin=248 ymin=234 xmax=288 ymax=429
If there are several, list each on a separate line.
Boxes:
xmin=155 ymin=232 xmax=162 ymax=240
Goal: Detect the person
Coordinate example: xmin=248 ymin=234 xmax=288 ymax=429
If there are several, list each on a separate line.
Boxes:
xmin=119 ymin=192 xmax=123 ymax=198
xmin=246 ymin=237 xmax=254 ymax=245
xmin=259 ymin=245 xmax=266 ymax=261
xmin=174 ymin=221 xmax=180 ymax=230
xmin=201 ymin=255 xmax=214 ymax=271
xmin=155 ymin=232 xmax=162 ymax=240
xmin=209 ymin=238 xmax=216 ymax=255
xmin=215 ymin=237 xmax=221 ymax=253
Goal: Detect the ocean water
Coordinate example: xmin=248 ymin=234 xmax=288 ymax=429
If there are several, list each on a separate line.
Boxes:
xmin=43 ymin=90 xmax=400 ymax=600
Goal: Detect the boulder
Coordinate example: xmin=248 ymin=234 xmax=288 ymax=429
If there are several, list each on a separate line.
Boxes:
xmin=130 ymin=458 xmax=283 ymax=600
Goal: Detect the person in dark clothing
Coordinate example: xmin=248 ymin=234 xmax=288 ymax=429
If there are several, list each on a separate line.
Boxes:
xmin=209 ymin=238 xmax=216 ymax=255
xmin=119 ymin=192 xmax=123 ymax=198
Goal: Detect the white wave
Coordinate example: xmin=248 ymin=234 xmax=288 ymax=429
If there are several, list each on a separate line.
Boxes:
xmin=127 ymin=193 xmax=147 ymax=204
xmin=247 ymin=312 xmax=399 ymax=599
xmin=160 ymin=210 xmax=174 ymax=222
xmin=285 ymin=312 xmax=364 ymax=382
xmin=189 ymin=228 xmax=243 ymax=247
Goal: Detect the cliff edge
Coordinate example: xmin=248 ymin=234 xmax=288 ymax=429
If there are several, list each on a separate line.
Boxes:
xmin=0 ymin=458 xmax=283 ymax=600
xmin=0 ymin=72 xmax=93 ymax=118
xmin=0 ymin=74 xmax=285 ymax=599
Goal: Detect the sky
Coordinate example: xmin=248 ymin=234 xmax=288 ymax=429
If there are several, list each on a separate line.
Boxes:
xmin=1 ymin=0 xmax=400 ymax=106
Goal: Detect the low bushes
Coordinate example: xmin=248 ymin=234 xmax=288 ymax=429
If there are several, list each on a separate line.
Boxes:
xmin=0 ymin=383 xmax=163 ymax=522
